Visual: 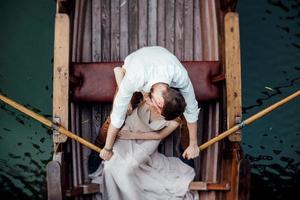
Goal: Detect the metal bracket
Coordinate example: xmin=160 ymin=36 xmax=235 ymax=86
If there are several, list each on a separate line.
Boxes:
xmin=53 ymin=116 xmax=61 ymax=135
xmin=235 ymin=116 xmax=244 ymax=131
xmin=229 ymin=116 xmax=242 ymax=142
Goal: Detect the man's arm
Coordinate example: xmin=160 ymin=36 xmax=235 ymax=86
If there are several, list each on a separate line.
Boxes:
xmin=178 ymin=75 xmax=200 ymax=159
xmin=100 ymin=67 xmax=134 ymax=160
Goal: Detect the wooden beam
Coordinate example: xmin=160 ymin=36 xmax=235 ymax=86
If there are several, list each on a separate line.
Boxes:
xmin=65 ymin=183 xmax=101 ymax=197
xmin=47 ymin=161 xmax=63 ymax=200
xmin=190 ymin=181 xmax=230 ymax=191
xmin=225 ymin=12 xmax=242 ymax=142
xmin=53 ymin=13 xmax=70 ymax=143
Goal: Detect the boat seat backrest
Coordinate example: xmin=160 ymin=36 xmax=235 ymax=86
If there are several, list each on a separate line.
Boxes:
xmin=71 ymin=61 xmax=221 ymax=103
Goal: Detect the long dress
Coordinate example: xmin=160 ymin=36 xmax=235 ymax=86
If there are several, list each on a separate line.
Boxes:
xmin=89 ymin=102 xmax=199 ymax=200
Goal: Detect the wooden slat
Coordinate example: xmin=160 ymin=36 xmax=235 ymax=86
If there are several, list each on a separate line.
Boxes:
xmin=92 ymin=0 xmax=102 ymax=62
xmin=208 ymin=0 xmax=219 ymax=60
xmin=80 ymin=105 xmax=92 ymax=183
xmin=53 ymin=13 xmax=70 ymax=143
xmin=101 ymin=0 xmax=111 ymax=61
xmin=75 ymin=104 xmax=83 ymax=186
xmin=72 ymin=0 xmax=82 ymax=62
xmin=165 ymin=0 xmax=175 ymax=53
xmin=111 ymin=0 xmax=120 ymax=61
xmin=71 ymin=0 xmax=80 ymax=62
xmin=194 ymin=105 xmax=204 ymax=180
xmin=201 ymin=104 xmax=218 ymax=199
xmin=200 ymin=0 xmax=210 ymax=60
xmin=120 ymin=0 xmax=129 ymax=60
xmin=157 ymin=0 xmax=165 ymax=46
xmin=199 ymin=104 xmax=209 ymax=181
xmin=200 ymin=0 xmax=219 ymax=60
xmin=184 ymin=0 xmax=194 ymax=60
xmin=207 ymin=106 xmax=216 ymax=180
xmin=175 ymin=0 xmax=184 ymax=60
xmin=128 ymin=0 xmax=138 ymax=52
xmin=212 ymin=103 xmax=220 ymax=179
xmin=83 ymin=0 xmax=92 ymax=62
xmin=77 ymin=3 xmax=93 ymax=193
xmin=70 ymin=103 xmax=78 ymax=187
xmin=138 ymin=0 xmax=148 ymax=47
xmin=148 ymin=0 xmax=157 ymax=45
xmin=225 ymin=12 xmax=242 ymax=141
xmin=75 ymin=0 xmax=85 ymax=62
xmin=194 ymin=0 xmax=202 ymax=60
xmin=198 ymin=1 xmax=220 ymax=200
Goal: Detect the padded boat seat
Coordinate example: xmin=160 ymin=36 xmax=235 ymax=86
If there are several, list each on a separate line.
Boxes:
xmin=71 ymin=61 xmax=221 ymax=103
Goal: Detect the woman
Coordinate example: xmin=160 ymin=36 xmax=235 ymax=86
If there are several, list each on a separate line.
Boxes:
xmin=89 ymin=67 xmax=199 ymax=200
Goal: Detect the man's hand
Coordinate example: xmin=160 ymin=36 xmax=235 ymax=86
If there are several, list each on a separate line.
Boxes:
xmin=100 ymin=148 xmax=113 ymax=161
xmin=100 ymin=123 xmax=119 ymax=161
xmin=182 ymin=121 xmax=199 ymax=159
xmin=182 ymin=144 xmax=199 ymax=160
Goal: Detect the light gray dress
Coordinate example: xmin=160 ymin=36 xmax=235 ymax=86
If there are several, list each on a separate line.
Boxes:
xmin=90 ymin=103 xmax=199 ymax=200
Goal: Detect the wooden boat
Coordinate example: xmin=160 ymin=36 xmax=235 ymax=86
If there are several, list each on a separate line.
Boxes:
xmin=48 ymin=0 xmax=251 ymax=199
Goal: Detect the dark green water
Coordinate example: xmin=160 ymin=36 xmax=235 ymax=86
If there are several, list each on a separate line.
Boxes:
xmin=0 ymin=0 xmax=299 ymax=200
xmin=0 ymin=0 xmax=54 ymax=199
xmin=238 ymin=0 xmax=300 ymax=199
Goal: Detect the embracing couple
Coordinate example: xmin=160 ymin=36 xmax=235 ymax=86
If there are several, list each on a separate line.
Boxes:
xmin=90 ymin=46 xmax=200 ymax=200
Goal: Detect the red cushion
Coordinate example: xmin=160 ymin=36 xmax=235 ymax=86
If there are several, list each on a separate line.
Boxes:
xmin=71 ymin=61 xmax=221 ymax=102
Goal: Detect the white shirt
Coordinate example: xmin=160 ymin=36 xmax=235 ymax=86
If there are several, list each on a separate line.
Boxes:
xmin=111 ymin=46 xmax=200 ymax=128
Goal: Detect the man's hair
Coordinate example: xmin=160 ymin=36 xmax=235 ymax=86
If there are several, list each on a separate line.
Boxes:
xmin=161 ymin=87 xmax=186 ymax=120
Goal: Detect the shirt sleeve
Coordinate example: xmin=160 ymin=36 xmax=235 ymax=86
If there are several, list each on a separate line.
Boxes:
xmin=110 ymin=75 xmax=136 ymax=128
xmin=179 ymin=75 xmax=200 ymax=123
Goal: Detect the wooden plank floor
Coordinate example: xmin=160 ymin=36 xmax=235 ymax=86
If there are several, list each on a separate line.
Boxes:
xmin=69 ymin=0 xmax=222 ymax=199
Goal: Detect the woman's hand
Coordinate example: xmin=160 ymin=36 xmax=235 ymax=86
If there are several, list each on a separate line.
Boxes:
xmin=127 ymin=103 xmax=133 ymax=115
xmin=99 ymin=147 xmax=113 ymax=161
xmin=118 ymin=129 xmax=134 ymax=140
xmin=182 ymin=144 xmax=199 ymax=160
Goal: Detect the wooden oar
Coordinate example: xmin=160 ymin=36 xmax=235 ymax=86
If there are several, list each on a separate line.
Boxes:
xmin=0 ymin=94 xmax=101 ymax=153
xmin=199 ymin=90 xmax=300 ymax=151
xmin=0 ymin=90 xmax=299 ymax=154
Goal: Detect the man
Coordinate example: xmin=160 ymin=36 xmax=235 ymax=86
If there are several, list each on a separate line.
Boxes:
xmin=100 ymin=46 xmax=200 ymax=161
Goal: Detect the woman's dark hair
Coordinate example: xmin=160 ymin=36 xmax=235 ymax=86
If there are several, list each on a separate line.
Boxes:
xmin=161 ymin=87 xmax=186 ymax=120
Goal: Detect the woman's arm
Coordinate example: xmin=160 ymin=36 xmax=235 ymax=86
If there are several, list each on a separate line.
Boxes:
xmin=118 ymin=120 xmax=179 ymax=140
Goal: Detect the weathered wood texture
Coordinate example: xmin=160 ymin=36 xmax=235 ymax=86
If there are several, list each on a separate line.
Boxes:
xmin=218 ymin=12 xmax=242 ymax=200
xmin=53 ymin=13 xmax=70 ymax=143
xmin=198 ymin=1 xmax=221 ymax=200
xmin=47 ymin=161 xmax=63 ymax=200
xmin=68 ymin=0 xmax=223 ymax=199
xmin=225 ymin=12 xmax=242 ymax=142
